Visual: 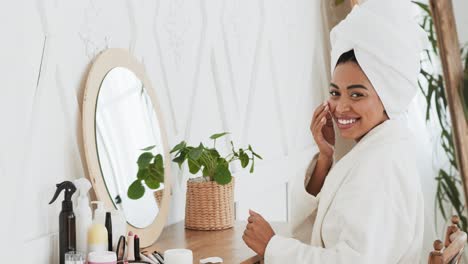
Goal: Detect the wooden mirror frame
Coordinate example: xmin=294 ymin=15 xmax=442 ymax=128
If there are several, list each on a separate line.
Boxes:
xmin=429 ymin=0 xmax=468 ymax=212
xmin=82 ymin=48 xmax=172 ymax=247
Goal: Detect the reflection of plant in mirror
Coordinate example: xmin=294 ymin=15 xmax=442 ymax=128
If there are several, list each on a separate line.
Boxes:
xmin=170 ymin=132 xmax=262 ymax=185
xmin=127 ymin=145 xmax=164 ymax=200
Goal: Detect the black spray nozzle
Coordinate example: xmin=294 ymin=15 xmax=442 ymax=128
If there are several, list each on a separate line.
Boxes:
xmin=49 ymin=181 xmax=77 ymax=205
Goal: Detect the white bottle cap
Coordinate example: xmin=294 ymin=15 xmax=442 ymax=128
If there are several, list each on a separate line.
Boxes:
xmin=74 ymin=178 xmax=92 ymax=211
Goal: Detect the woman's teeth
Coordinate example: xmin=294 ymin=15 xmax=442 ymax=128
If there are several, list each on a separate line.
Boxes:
xmin=337 ymin=118 xmax=357 ymax=125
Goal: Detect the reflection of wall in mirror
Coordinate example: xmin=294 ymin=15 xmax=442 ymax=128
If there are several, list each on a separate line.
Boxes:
xmin=96 ymin=67 xmax=164 ymax=228
xmin=453 ymin=0 xmax=468 ymax=44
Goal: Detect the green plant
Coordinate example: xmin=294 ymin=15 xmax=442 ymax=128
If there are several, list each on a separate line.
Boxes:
xmin=170 ymin=132 xmax=262 ymax=185
xmin=127 ymin=145 xmax=165 ymax=200
xmin=414 ymin=1 xmax=468 ymax=231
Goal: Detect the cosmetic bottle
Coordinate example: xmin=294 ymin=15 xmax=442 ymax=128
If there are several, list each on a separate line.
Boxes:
xmin=105 ymin=212 xmax=112 ymax=251
xmin=49 ymin=181 xmax=77 ymax=264
xmin=74 ymin=178 xmax=92 ymax=255
xmin=88 ymin=201 xmax=108 ymax=252
xmin=134 ymin=235 xmax=140 ymax=261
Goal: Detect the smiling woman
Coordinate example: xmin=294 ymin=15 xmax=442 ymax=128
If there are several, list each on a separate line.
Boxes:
xmin=328 ymin=50 xmax=389 ymax=141
xmin=242 ymin=0 xmax=431 ymax=262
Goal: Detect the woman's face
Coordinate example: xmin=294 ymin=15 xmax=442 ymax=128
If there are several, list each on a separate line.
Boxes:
xmin=328 ymin=62 xmax=389 ymax=141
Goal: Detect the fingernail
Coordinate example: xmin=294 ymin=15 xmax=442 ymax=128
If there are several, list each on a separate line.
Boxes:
xmin=321 ymin=117 xmax=326 ymax=123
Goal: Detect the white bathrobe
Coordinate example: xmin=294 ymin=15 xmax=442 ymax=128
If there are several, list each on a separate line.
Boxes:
xmin=264 ymin=119 xmax=425 ymax=263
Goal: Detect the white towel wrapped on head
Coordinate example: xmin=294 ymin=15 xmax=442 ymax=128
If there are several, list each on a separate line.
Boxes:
xmin=330 ymin=0 xmax=428 ymax=119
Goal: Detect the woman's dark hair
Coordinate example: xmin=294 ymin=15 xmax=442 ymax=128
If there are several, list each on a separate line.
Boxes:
xmin=336 ymin=49 xmax=358 ymax=66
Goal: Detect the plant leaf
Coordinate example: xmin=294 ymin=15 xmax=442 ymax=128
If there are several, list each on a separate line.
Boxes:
xmin=188 ymin=143 xmax=204 ymax=160
xmin=207 ymin=148 xmax=220 ymax=159
xmin=250 ymin=157 xmax=255 ymax=173
xmin=188 ymin=159 xmax=201 ymax=174
xmin=141 ymin=145 xmax=156 ymax=151
xmin=239 ymin=150 xmax=249 ymax=168
xmin=149 ymin=163 xmax=164 ymax=182
xmin=128 ymin=180 xmax=145 ymax=200
xmin=137 ymin=152 xmax=153 ymax=169
xmin=145 ymin=177 xmax=160 ymax=189
xmin=214 ymin=162 xmax=232 ymax=185
xmin=137 ymin=169 xmax=149 ymax=180
xmin=209 ymin=132 xmax=230 ymax=140
xmin=170 ymin=141 xmax=186 ymax=153
xmin=172 ymin=150 xmax=187 ymax=168
xmin=154 ymin=154 xmax=164 ymax=168
xmin=248 ymin=145 xmax=263 ymax=159
xmin=202 ymin=166 xmax=210 ymax=177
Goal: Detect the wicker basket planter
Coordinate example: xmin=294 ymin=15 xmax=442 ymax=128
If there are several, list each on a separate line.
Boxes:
xmin=185 ymin=177 xmax=235 ymax=230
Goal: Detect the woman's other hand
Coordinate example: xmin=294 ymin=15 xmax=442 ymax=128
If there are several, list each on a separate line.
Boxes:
xmin=242 ymin=209 xmax=275 ymax=256
xmin=311 ymin=101 xmax=335 ymax=160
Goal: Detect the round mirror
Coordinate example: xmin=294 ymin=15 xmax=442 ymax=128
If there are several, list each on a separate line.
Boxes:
xmin=96 ymin=67 xmax=164 ymax=228
xmin=83 ymin=49 xmax=171 ymax=247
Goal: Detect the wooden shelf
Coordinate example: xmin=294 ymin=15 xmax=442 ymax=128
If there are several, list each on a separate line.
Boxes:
xmin=143 ymin=221 xmax=289 ymax=264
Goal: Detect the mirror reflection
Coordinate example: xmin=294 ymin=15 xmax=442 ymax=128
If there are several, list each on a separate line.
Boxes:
xmin=95 ymin=67 xmax=164 ymax=228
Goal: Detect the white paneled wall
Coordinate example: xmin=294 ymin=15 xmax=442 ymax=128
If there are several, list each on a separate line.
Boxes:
xmin=0 ymin=0 xmax=337 ymax=262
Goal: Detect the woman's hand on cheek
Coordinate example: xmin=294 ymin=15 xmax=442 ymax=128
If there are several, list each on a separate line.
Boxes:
xmin=242 ymin=209 xmax=275 ymax=256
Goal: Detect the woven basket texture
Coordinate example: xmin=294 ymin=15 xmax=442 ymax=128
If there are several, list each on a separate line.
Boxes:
xmin=185 ymin=177 xmax=234 ymax=230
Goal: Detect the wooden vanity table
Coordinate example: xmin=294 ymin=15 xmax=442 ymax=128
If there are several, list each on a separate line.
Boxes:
xmin=144 ymin=221 xmax=289 ymax=264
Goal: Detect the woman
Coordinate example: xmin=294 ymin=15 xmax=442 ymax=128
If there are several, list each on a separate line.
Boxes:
xmin=242 ymin=0 xmax=428 ymax=262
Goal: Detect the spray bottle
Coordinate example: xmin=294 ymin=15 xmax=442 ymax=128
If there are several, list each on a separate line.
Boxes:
xmin=73 ymin=178 xmax=92 ymax=256
xmin=49 ymin=181 xmax=77 ymax=264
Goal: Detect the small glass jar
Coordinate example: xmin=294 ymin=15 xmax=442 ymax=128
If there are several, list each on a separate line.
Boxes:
xmin=65 ymin=251 xmax=85 ymax=264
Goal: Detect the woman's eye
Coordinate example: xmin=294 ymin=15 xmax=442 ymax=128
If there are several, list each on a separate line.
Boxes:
xmin=329 ymin=91 xmax=339 ymax=97
xmin=350 ymin=92 xmax=364 ymax=98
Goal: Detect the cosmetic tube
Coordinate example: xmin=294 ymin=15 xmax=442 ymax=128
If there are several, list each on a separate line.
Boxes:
xmin=127 ymin=231 xmax=135 ymax=261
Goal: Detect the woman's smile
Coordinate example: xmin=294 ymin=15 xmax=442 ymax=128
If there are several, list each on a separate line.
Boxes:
xmin=334 ymin=115 xmax=361 ymax=130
